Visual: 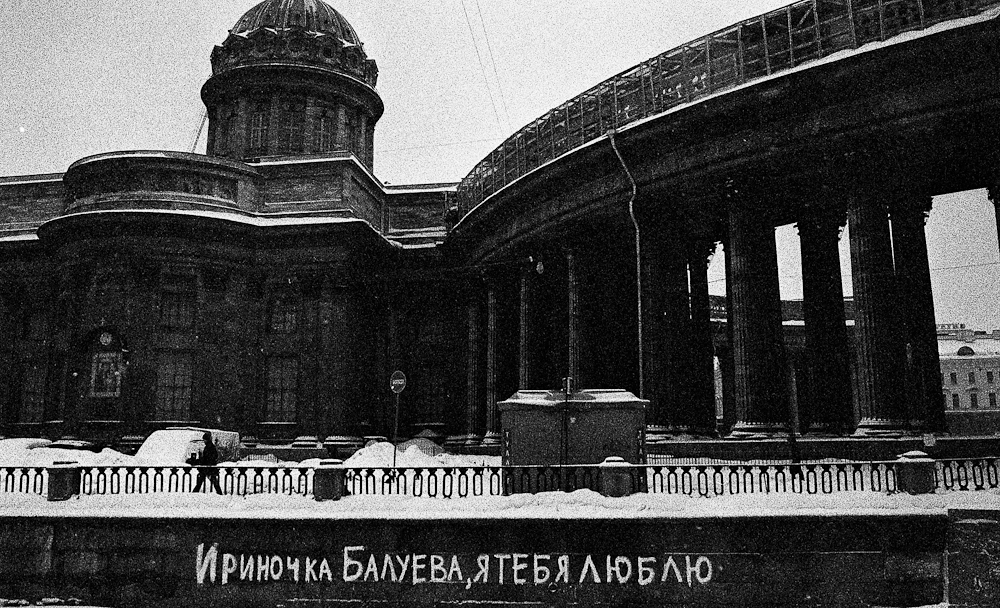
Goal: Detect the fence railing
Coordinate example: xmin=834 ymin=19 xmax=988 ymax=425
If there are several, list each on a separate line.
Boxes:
xmin=937 ymin=457 xmax=1000 ymax=491
xmin=3 ymin=458 xmax=997 ymax=500
xmin=455 ymin=0 xmax=996 ymax=216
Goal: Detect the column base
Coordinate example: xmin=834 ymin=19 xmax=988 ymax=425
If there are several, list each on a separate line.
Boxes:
xmin=853 ymin=418 xmax=912 ymax=437
xmin=443 ymin=434 xmax=478 ymax=449
xmin=806 ymin=422 xmax=851 ymax=437
xmin=480 ymin=431 xmax=502 ymax=447
xmin=727 ymin=421 xmax=790 ymax=439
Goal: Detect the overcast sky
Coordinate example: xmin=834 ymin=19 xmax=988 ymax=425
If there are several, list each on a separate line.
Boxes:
xmin=2 ymin=0 xmax=998 ymax=329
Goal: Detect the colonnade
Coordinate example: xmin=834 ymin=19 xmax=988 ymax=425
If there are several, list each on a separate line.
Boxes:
xmin=453 ymin=190 xmax=949 ymax=444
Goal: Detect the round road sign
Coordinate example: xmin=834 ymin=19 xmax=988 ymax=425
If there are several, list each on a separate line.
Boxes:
xmin=390 ymin=370 xmax=406 ymax=394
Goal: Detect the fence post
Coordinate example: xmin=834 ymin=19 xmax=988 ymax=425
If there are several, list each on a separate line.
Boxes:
xmin=313 ymin=459 xmax=345 ymax=501
xmin=599 ymin=457 xmax=636 ymax=497
xmin=47 ymin=461 xmax=80 ymax=501
xmin=895 ymin=450 xmax=936 ymax=494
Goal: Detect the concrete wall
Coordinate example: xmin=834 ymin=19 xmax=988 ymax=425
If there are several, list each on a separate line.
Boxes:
xmin=0 ymin=513 xmax=949 ymax=607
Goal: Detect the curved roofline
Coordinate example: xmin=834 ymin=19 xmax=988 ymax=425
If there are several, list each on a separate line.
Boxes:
xmin=66 ymin=150 xmax=262 ymax=178
xmin=453 ymin=1 xmax=1000 ymax=219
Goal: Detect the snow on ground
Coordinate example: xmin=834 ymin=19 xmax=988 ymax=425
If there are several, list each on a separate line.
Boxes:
xmin=0 ymin=439 xmax=133 ymax=468
xmin=3 ymin=485 xmax=1000 ymax=520
xmin=343 ymin=439 xmax=500 ymax=468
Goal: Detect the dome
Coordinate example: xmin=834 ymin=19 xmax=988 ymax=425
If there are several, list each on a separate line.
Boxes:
xmin=231 ymin=0 xmax=363 ymax=46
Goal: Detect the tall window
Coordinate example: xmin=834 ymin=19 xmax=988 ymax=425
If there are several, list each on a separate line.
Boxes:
xmin=249 ymin=105 xmax=269 ymax=154
xmin=991 ymin=393 xmax=997 ymax=408
xmin=270 ymin=298 xmax=298 ymax=333
xmin=156 ymin=353 xmax=193 ymax=420
xmin=950 ymin=372 xmax=958 ymax=385
xmin=971 ymin=393 xmax=979 ymax=409
xmin=315 ymin=110 xmax=336 ymax=152
xmin=20 ymin=364 xmax=46 ymax=423
xmin=969 ymin=372 xmax=977 ymax=384
xmin=277 ymin=101 xmax=304 ymax=153
xmin=266 ymin=357 xmax=298 ymax=422
xmin=160 ymin=274 xmax=197 ymax=331
xmin=952 ymin=394 xmax=960 ymax=409
xmin=989 ymin=371 xmax=995 ymax=384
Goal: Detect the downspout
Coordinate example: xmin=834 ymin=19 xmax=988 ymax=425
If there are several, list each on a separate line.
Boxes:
xmin=607 ymin=130 xmax=643 ymax=399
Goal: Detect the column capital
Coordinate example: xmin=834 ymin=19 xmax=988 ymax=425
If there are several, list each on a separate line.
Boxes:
xmin=988 ymin=184 xmax=1000 ymax=206
xmin=687 ymin=237 xmax=718 ymax=266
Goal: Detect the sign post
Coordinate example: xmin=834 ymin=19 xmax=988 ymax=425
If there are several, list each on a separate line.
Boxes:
xmin=389 ymin=371 xmax=406 ymax=468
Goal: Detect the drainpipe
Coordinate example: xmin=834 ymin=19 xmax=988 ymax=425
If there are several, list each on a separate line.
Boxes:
xmin=607 ymin=130 xmax=642 ymax=399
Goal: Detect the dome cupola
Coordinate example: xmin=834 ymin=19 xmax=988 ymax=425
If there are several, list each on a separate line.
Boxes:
xmin=202 ymin=0 xmax=382 ymax=168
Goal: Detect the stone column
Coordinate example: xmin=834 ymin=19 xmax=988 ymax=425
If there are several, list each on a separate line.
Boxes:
xmin=796 ymin=208 xmax=853 ymax=434
xmin=464 ymin=295 xmax=483 ymax=442
xmin=727 ymin=205 xmax=789 ymax=436
xmin=639 ymin=229 xmax=667 ymax=434
xmin=990 ymin=186 xmax=1000 ymax=261
xmin=518 ymin=268 xmax=533 ymax=389
xmin=848 ymin=197 xmax=908 ymax=434
xmin=336 ymin=105 xmax=349 ymax=151
xmin=482 ymin=284 xmax=501 ymax=446
xmin=566 ymin=249 xmax=580 ymax=387
xmin=685 ymin=238 xmax=718 ymax=436
xmin=891 ymin=196 xmax=944 ymax=432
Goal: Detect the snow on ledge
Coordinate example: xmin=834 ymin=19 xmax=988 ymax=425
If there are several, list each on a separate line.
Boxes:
xmin=2 ymin=487 xmax=999 ymax=521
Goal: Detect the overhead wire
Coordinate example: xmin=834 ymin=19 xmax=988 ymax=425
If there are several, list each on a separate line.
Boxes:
xmin=459 ymin=0 xmax=506 ymax=137
xmin=472 ymin=0 xmax=512 ymax=131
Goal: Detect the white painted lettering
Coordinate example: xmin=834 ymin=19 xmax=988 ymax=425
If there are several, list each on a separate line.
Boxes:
xmin=606 ymin=556 xmax=631 ymax=584
xmin=256 ymin=555 xmax=269 ymax=581
xmin=222 ymin=553 xmax=237 ymax=585
xmin=412 ymin=554 xmax=428 ymax=584
xmin=579 ymin=555 xmax=601 ymax=584
xmin=430 ymin=555 xmax=447 ymax=583
xmin=555 ymin=555 xmax=569 ymax=583
xmin=695 ymin=556 xmax=713 ymax=584
xmin=195 ymin=543 xmax=218 ymax=585
xmin=270 ymin=555 xmax=283 ymax=580
xmin=494 ymin=554 xmax=511 ymax=584
xmin=343 ymin=546 xmax=365 ymax=582
xmin=447 ymin=556 xmax=463 ymax=582
xmin=241 ymin=555 xmax=254 ymax=581
xmin=662 ymin=556 xmax=683 ymax=583
xmin=286 ymin=557 xmax=300 ymax=583
xmin=381 ymin=555 xmax=397 ymax=582
xmin=512 ymin=554 xmax=529 ymax=585
xmin=364 ymin=554 xmax=379 ymax=582
xmin=685 ymin=555 xmax=699 ymax=587
xmin=319 ymin=558 xmax=333 ymax=582
xmin=637 ymin=557 xmax=656 ymax=586
xmin=305 ymin=557 xmax=318 ymax=583
xmin=533 ymin=554 xmax=551 ymax=585
xmin=395 ymin=555 xmax=411 ymax=581
xmin=473 ymin=554 xmax=490 ymax=584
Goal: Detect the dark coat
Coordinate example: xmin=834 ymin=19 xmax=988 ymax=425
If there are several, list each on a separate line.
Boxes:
xmin=200 ymin=441 xmax=219 ymax=467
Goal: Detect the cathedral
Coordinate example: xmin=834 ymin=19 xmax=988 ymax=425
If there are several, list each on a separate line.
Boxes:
xmin=3 ymin=0 xmax=976 ymax=456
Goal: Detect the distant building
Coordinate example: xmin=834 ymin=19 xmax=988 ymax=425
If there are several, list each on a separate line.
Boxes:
xmin=938 ymin=326 xmax=1000 ymax=435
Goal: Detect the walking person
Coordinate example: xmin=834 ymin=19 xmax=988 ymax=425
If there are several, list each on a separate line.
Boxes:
xmin=193 ymin=432 xmax=223 ymax=494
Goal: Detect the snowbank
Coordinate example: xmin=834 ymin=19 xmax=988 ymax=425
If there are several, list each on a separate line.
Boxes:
xmin=0 ymin=439 xmax=132 ymax=467
xmin=344 ymin=439 xmax=500 ymax=468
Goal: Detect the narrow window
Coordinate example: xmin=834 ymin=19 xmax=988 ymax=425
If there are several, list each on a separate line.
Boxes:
xmin=952 ymin=394 xmax=960 ymax=409
xmin=315 ymin=110 xmax=336 ymax=152
xmin=990 ymin=393 xmax=997 ymax=408
xmin=155 ymin=353 xmax=193 ymax=420
xmin=988 ymin=371 xmax=995 ymax=384
xmin=277 ymin=101 xmax=304 ymax=154
xmin=249 ymin=105 xmax=269 ymax=154
xmin=266 ymin=357 xmax=298 ymax=422
xmin=950 ymin=372 xmax=958 ymax=385
xmin=969 ymin=372 xmax=977 ymax=384
xmin=971 ymin=393 xmax=979 ymax=409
